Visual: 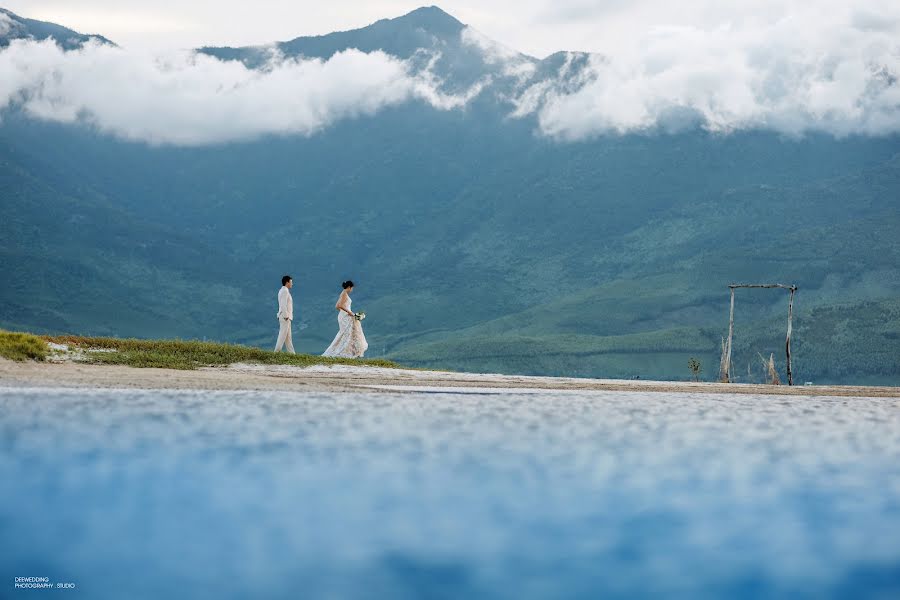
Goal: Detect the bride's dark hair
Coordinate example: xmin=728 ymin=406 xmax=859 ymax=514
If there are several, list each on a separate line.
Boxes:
xmin=342 ymin=280 xmax=354 ymax=289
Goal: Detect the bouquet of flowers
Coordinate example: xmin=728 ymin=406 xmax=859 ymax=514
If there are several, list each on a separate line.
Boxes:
xmin=355 ymin=311 xmax=366 ymax=321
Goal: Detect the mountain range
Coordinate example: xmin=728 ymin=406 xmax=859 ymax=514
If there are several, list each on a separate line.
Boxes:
xmin=0 ymin=7 xmax=111 ymax=48
xmin=1 ymin=6 xmax=898 ymax=384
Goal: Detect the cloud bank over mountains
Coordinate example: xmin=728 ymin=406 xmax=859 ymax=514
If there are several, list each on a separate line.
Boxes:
xmin=0 ymin=39 xmax=479 ymax=145
xmin=0 ymin=3 xmax=898 ymax=145
xmin=521 ymin=4 xmax=900 ymax=139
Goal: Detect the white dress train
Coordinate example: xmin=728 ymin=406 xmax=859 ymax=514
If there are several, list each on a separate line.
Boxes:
xmin=322 ymin=296 xmax=368 ymax=358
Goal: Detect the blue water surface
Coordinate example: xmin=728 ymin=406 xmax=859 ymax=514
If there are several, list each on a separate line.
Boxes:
xmin=1 ymin=387 xmax=899 ymax=599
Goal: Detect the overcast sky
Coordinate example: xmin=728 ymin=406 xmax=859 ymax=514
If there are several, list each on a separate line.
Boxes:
xmin=1 ymin=0 xmax=861 ymax=58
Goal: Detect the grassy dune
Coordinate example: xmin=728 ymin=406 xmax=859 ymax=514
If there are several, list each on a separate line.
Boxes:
xmin=0 ymin=331 xmax=49 ymax=361
xmin=0 ymin=331 xmax=397 ymax=371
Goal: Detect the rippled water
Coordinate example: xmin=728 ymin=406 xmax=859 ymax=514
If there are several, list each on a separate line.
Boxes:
xmin=1 ymin=387 xmax=899 ymax=599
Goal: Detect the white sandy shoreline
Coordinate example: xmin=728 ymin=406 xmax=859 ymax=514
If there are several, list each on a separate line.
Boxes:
xmin=1 ymin=357 xmax=898 ymax=397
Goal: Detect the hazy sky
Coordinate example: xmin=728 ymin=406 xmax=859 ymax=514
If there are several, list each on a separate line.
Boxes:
xmin=0 ymin=0 xmax=855 ymax=57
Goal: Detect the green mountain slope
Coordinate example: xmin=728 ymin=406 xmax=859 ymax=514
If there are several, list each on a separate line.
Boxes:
xmin=386 ymin=157 xmax=900 ymax=383
xmin=387 ymin=298 xmax=900 ymax=385
xmin=0 ymin=140 xmax=251 ymax=338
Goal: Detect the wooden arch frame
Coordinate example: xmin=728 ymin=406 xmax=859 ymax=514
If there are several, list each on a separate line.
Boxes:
xmin=723 ymin=284 xmax=798 ymax=385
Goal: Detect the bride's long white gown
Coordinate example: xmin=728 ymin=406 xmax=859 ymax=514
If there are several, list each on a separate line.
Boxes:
xmin=322 ymin=296 xmax=368 ymax=358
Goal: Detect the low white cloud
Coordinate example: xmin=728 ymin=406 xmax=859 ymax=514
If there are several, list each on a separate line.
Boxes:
xmin=0 ymin=11 xmax=22 ymax=37
xmin=460 ymin=26 xmax=537 ymax=82
xmin=0 ymin=38 xmax=481 ymax=145
xmin=461 ymin=26 xmax=520 ymax=65
xmin=410 ymin=49 xmax=493 ymax=109
xmin=515 ymin=3 xmax=900 ymax=139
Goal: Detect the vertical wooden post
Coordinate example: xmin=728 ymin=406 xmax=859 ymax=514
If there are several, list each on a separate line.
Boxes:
xmin=725 ymin=287 xmax=735 ymax=383
xmin=785 ymin=286 xmax=795 ymax=386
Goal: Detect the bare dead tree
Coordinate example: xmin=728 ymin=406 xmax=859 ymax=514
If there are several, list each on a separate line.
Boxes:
xmin=723 ymin=284 xmax=798 ymax=385
xmin=725 ymin=288 xmax=735 ymax=382
xmin=718 ymin=337 xmax=730 ymax=383
xmin=786 ymin=286 xmax=796 ymax=386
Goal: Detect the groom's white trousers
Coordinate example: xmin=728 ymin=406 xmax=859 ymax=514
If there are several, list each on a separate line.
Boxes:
xmin=275 ymin=318 xmax=295 ymax=353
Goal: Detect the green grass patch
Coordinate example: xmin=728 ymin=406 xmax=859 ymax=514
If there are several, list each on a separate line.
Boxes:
xmin=0 ymin=330 xmax=49 ymax=361
xmin=43 ymin=334 xmax=399 ymax=371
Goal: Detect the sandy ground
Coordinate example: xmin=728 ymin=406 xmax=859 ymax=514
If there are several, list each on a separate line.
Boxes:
xmin=1 ymin=357 xmax=898 ymax=397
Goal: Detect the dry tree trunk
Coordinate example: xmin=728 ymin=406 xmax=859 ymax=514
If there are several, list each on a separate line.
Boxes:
xmin=785 ymin=287 xmax=795 ymax=386
xmin=768 ymin=354 xmax=781 ymax=385
xmin=719 ymin=337 xmax=730 ymax=383
xmin=724 ymin=288 xmax=735 ymax=382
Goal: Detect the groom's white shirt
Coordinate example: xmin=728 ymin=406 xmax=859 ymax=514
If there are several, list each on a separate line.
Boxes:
xmin=277 ymin=286 xmax=293 ymax=320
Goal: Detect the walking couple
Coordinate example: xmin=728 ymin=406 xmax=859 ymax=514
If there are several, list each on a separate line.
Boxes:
xmin=275 ymin=275 xmax=369 ymax=358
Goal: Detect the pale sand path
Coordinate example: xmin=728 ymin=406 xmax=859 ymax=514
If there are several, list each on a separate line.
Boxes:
xmin=1 ymin=358 xmax=899 ymax=397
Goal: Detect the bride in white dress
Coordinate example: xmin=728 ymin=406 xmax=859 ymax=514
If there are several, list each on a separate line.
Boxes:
xmin=322 ymin=280 xmax=368 ymax=358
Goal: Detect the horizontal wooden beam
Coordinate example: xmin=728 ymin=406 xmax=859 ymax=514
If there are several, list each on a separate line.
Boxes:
xmin=728 ymin=283 xmax=798 ymax=291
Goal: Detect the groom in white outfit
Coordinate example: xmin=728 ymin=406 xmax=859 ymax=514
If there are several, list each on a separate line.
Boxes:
xmin=274 ymin=275 xmax=295 ymax=353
